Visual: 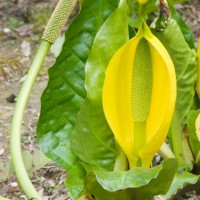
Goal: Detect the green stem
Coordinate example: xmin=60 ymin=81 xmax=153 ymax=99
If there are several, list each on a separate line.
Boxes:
xmin=169 ymin=111 xmax=186 ymax=166
xmin=158 ymin=142 xmax=175 ymax=159
xmin=10 ymin=41 xmax=50 ymax=200
xmin=114 ymin=142 xmax=129 ymax=171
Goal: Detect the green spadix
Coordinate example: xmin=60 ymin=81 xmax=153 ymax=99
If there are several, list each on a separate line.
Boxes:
xmin=102 ymin=21 xmax=176 ymax=168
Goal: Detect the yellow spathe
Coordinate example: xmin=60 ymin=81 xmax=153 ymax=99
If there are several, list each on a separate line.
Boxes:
xmin=102 ymin=22 xmax=176 ymax=168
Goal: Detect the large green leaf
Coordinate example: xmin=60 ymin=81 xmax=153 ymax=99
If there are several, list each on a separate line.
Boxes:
xmin=64 ymin=163 xmax=86 ymax=200
xmin=176 ymin=52 xmax=197 ymax=123
xmin=152 ymin=19 xmax=197 ymax=167
xmin=168 ymin=2 xmax=195 ymax=49
xmin=162 ymin=172 xmax=200 ymax=199
xmin=37 ymin=1 xmax=121 ymax=198
xmin=83 ymin=159 xmax=177 ymax=199
xmin=95 ymin=166 xmax=160 ymax=192
xmin=72 ymin=99 xmax=117 ymax=171
xmin=152 ymin=19 xmax=197 ymax=126
xmin=37 ymin=0 xmax=119 ymax=170
xmin=83 ymin=172 xmax=133 ymax=200
xmin=134 ymin=159 xmax=178 ymax=199
xmin=152 ymin=19 xmax=193 ymax=83
xmin=95 ymin=159 xmax=177 ymax=199
xmin=187 ymin=110 xmax=200 ymax=161
xmin=71 ymin=0 xmax=129 ymax=171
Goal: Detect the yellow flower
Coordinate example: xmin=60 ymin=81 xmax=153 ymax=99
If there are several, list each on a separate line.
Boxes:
xmin=102 ymin=21 xmax=176 ymax=168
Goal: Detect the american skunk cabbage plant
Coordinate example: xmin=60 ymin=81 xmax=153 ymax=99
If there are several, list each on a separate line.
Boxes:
xmin=8 ymin=0 xmax=200 ymax=199
xmin=102 ymin=21 xmax=176 ymax=168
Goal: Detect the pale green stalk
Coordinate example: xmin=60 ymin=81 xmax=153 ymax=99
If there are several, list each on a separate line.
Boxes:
xmin=158 ymin=142 xmax=175 ymax=159
xmin=114 ymin=142 xmax=129 ymax=171
xmin=10 ymin=0 xmax=77 ymax=199
xmin=182 ymin=135 xmax=194 ymax=166
xmin=10 ymin=41 xmax=50 ymax=200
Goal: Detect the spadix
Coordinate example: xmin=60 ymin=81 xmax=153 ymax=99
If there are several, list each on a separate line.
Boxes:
xmin=102 ymin=21 xmax=176 ymax=168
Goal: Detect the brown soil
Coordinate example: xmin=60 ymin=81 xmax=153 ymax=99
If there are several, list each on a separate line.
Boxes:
xmin=0 ymin=0 xmax=200 ymax=200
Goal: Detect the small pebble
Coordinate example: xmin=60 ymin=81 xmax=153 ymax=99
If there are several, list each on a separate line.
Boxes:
xmin=10 ymin=182 xmax=18 ymax=187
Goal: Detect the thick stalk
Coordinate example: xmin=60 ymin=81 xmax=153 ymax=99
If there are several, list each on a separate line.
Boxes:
xmin=114 ymin=142 xmax=129 ymax=171
xmin=0 ymin=197 xmax=11 ymax=200
xmin=10 ymin=41 xmax=50 ymax=200
xmin=158 ymin=142 xmax=175 ymax=159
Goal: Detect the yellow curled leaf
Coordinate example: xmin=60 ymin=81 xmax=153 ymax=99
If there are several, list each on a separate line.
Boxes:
xmin=102 ymin=21 xmax=176 ymax=168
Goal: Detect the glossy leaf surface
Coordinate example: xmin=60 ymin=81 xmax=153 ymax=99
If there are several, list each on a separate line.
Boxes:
xmin=37 ymin=0 xmax=120 ymax=198
xmin=84 ymin=172 xmax=132 ymax=200
xmin=64 ymin=164 xmax=86 ymax=200
xmin=152 ymin=18 xmax=197 ymax=166
xmin=37 ymin=0 xmax=119 ymax=170
xmin=169 ymin=2 xmax=195 ymax=49
xmin=152 ymin=19 xmax=197 ymax=126
xmin=71 ymin=0 xmax=128 ymax=171
xmin=86 ymin=159 xmax=177 ymax=199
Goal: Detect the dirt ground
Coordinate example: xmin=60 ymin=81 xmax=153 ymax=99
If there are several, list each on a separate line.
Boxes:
xmin=0 ymin=0 xmax=200 ymax=200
